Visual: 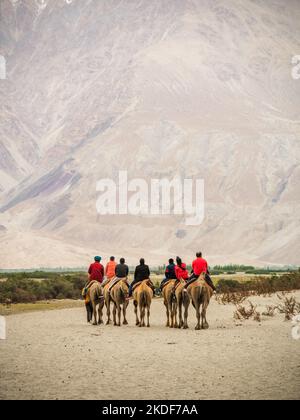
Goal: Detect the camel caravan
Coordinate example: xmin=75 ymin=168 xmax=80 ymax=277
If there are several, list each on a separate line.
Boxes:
xmin=82 ymin=253 xmax=215 ymax=330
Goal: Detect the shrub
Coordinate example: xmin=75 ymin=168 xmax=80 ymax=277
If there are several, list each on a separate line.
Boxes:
xmin=215 ymin=291 xmax=249 ymax=305
xmin=276 ymin=294 xmax=300 ymax=321
xmin=262 ymin=305 xmax=277 ymax=317
xmin=0 ymin=274 xmax=86 ymax=303
xmin=234 ymin=301 xmax=261 ymax=322
xmin=217 ymin=273 xmax=300 ymax=295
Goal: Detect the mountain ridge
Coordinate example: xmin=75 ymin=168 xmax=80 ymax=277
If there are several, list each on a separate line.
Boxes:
xmin=0 ymin=0 xmax=299 ymax=268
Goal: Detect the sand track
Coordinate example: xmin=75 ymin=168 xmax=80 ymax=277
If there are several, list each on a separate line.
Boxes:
xmin=0 ymin=293 xmax=300 ymax=400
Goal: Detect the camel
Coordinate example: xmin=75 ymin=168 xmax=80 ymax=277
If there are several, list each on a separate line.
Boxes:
xmin=174 ymin=279 xmax=190 ymax=329
xmin=162 ymin=279 xmax=177 ymax=328
xmin=186 ymin=273 xmax=213 ymax=330
xmin=110 ymin=278 xmax=129 ymax=326
xmin=86 ymin=281 xmax=104 ymax=325
xmin=133 ymin=280 xmax=152 ymax=327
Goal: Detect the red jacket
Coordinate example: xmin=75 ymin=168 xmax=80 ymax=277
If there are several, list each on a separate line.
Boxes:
xmin=175 ymin=263 xmax=189 ymax=280
xmin=192 ymin=257 xmax=208 ymax=276
xmin=88 ymin=262 xmax=104 ymax=282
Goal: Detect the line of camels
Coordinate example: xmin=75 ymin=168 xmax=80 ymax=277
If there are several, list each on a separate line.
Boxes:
xmin=86 ymin=273 xmax=213 ymax=330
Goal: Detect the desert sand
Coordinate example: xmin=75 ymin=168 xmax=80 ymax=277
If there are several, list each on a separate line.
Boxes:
xmin=0 ymin=293 xmax=300 ymax=400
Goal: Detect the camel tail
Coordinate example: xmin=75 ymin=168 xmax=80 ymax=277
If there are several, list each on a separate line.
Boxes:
xmin=140 ymin=290 xmax=147 ymax=307
xmin=97 ymin=285 xmax=103 ymax=301
xmin=172 ymin=290 xmax=176 ymax=303
xmin=140 ymin=289 xmax=151 ymax=308
xmin=182 ymin=291 xmax=189 ymax=305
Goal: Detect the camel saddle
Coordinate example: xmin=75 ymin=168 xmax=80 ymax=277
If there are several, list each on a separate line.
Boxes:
xmin=161 ymin=279 xmax=177 ymax=291
xmin=82 ymin=280 xmax=98 ymax=296
xmin=82 ymin=280 xmax=99 ymax=303
xmin=109 ymin=277 xmax=129 ymax=292
xmin=132 ymin=279 xmax=153 ymax=292
xmin=174 ymin=279 xmax=184 ymax=291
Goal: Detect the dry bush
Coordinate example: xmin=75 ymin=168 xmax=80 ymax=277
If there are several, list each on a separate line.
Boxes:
xmin=216 ymin=290 xmax=250 ymax=305
xmin=262 ymin=305 xmax=277 ymax=317
xmin=234 ymin=301 xmax=261 ymax=322
xmin=253 ymin=311 xmax=261 ymax=322
xmin=276 ymin=294 xmax=300 ymax=321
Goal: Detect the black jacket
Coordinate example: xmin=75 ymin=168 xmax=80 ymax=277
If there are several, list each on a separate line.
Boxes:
xmin=165 ymin=263 xmax=177 ymax=279
xmin=134 ymin=264 xmax=150 ymax=282
xmin=115 ymin=263 xmax=129 ymax=278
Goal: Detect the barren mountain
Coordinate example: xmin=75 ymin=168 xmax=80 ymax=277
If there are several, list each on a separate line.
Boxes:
xmin=0 ymin=0 xmax=300 ymax=268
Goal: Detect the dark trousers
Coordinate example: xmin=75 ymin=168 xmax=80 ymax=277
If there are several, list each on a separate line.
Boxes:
xmin=204 ymin=273 xmax=216 ymax=291
xmin=129 ymin=279 xmax=140 ymax=296
xmin=184 ymin=273 xmax=198 ymax=288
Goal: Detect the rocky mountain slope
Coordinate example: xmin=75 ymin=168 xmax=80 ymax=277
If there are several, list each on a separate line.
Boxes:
xmin=0 ymin=0 xmax=300 ymax=268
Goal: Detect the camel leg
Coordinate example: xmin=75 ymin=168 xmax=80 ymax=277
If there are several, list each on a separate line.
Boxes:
xmin=178 ymin=300 xmax=183 ymax=328
xmin=164 ymin=302 xmax=170 ymax=327
xmin=173 ymin=300 xmax=178 ymax=328
xmin=122 ymin=303 xmax=128 ymax=325
xmin=201 ymin=302 xmax=209 ymax=329
xmin=140 ymin=304 xmax=145 ymax=327
xmin=168 ymin=302 xmax=174 ymax=328
xmin=86 ymin=303 xmax=92 ymax=323
xmin=98 ymin=300 xmax=104 ymax=324
xmin=117 ymin=303 xmax=121 ymax=326
xmin=146 ymin=304 xmax=150 ymax=327
xmin=106 ymin=298 xmax=111 ymax=325
xmin=99 ymin=299 xmax=105 ymax=324
xmin=92 ymin=302 xmax=97 ymax=325
xmin=183 ymin=294 xmax=190 ymax=329
xmin=183 ymin=301 xmax=189 ymax=329
xmin=143 ymin=306 xmax=146 ymax=327
xmin=195 ymin=302 xmax=201 ymax=330
xmin=134 ymin=301 xmax=140 ymax=326
xmin=139 ymin=306 xmax=143 ymax=327
xmin=139 ymin=304 xmax=143 ymax=327
xmin=112 ymin=304 xmax=117 ymax=326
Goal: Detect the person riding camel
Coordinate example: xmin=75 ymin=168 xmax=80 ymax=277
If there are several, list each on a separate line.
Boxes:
xmin=129 ymin=258 xmax=155 ymax=297
xmin=88 ymin=256 xmax=104 ymax=283
xmin=101 ymin=256 xmax=117 ymax=288
xmin=160 ymin=258 xmax=177 ymax=290
xmin=106 ymin=257 xmax=129 ymax=293
xmin=175 ymin=256 xmax=189 ymax=282
xmin=105 ymin=256 xmax=117 ymax=281
xmin=184 ymin=252 xmax=216 ymax=292
xmin=115 ymin=257 xmax=129 ymax=278
xmin=83 ymin=256 xmax=104 ymax=317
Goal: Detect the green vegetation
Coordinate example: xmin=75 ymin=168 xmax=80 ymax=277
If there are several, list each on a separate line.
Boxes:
xmin=0 ymin=271 xmax=85 ymax=279
xmin=0 ymin=273 xmax=87 ymax=303
xmin=153 ymin=264 xmax=299 ymax=276
xmin=0 ymin=268 xmax=299 ymax=305
xmin=211 ymin=265 xmax=298 ymax=275
xmin=216 ymin=272 xmax=300 ymax=295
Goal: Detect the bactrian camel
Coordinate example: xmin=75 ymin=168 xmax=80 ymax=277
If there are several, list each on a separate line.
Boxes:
xmin=133 ymin=280 xmax=152 ymax=327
